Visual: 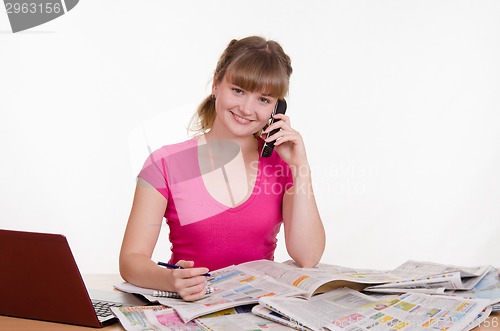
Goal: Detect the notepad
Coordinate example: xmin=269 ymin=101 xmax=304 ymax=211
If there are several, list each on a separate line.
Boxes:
xmin=114 ymin=281 xmax=213 ymax=299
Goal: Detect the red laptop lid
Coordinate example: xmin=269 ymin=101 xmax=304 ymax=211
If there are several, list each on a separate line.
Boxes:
xmin=0 ymin=229 xmax=102 ymax=327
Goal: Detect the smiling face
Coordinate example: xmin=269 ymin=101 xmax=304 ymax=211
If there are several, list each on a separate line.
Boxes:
xmin=193 ymin=36 xmax=293 ymax=137
xmin=211 ymin=76 xmax=277 ymax=138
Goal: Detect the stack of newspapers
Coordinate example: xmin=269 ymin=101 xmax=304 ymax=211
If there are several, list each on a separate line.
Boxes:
xmin=112 ymin=259 xmax=500 ymax=331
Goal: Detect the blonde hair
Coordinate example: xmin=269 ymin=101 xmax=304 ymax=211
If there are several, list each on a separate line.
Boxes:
xmin=189 ymin=36 xmax=293 ymax=134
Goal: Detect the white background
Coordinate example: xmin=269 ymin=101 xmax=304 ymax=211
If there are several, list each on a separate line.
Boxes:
xmin=1 ymin=1 xmax=499 ymax=274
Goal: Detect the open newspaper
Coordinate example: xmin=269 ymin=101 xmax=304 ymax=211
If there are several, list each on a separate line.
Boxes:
xmin=447 ymin=268 xmax=500 ymax=311
xmin=110 ymin=306 xmax=201 ymax=331
xmin=194 ymin=312 xmax=294 ymax=331
xmin=363 ymin=260 xmax=493 ymax=294
xmin=257 ymin=287 xmax=492 ymax=331
xmin=115 ymin=259 xmax=404 ymax=322
xmin=286 ymin=259 xmax=493 ymax=295
xmin=114 ymin=259 xmax=493 ymax=323
xmin=110 ymin=304 xmax=268 ymax=331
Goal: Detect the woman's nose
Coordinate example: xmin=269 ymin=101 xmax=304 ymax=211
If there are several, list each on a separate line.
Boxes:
xmin=239 ymin=97 xmax=253 ymax=115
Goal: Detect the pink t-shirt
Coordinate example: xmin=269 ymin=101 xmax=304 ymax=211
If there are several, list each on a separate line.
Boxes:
xmin=138 ymin=136 xmax=293 ymax=271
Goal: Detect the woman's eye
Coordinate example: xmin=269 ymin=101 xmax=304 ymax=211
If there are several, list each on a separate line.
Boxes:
xmin=259 ymin=97 xmax=271 ymax=104
xmin=232 ymin=88 xmax=244 ymax=95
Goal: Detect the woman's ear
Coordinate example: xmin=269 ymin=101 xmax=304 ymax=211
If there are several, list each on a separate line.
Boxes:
xmin=211 ymin=74 xmax=218 ymax=96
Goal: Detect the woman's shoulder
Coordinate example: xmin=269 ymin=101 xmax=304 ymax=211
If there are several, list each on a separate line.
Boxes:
xmin=150 ymin=136 xmax=199 ymax=157
xmin=141 ymin=136 xmax=199 ymax=170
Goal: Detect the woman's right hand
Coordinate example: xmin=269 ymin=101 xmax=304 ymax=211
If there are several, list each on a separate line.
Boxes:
xmin=169 ymin=260 xmax=210 ymax=301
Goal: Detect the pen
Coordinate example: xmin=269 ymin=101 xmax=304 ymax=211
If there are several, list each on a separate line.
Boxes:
xmin=157 ymin=261 xmax=211 ymax=277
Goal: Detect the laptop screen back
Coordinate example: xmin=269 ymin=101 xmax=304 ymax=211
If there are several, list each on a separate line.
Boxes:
xmin=0 ymin=230 xmax=102 ymax=327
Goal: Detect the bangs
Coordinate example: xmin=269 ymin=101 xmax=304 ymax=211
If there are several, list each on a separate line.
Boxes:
xmin=224 ymin=52 xmax=289 ymax=99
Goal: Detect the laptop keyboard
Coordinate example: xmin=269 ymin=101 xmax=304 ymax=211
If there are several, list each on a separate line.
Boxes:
xmin=92 ymin=300 xmax=123 ymax=319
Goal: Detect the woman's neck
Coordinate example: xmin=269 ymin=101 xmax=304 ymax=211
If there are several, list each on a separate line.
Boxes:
xmin=204 ymin=130 xmax=258 ymax=155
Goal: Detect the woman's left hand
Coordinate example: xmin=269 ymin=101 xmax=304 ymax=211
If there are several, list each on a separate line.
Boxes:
xmin=262 ymin=113 xmax=308 ymax=167
xmin=264 ymin=113 xmax=325 ymax=268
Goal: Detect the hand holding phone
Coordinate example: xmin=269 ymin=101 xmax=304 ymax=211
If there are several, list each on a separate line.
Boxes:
xmin=261 ymin=99 xmax=287 ymax=157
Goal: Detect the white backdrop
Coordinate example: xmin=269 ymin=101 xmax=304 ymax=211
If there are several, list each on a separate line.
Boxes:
xmin=1 ymin=1 xmax=499 ymax=274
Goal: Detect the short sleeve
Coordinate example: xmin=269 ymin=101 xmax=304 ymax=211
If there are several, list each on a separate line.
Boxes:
xmin=137 ymin=138 xmax=201 ymax=201
xmin=138 ymin=147 xmax=170 ymax=200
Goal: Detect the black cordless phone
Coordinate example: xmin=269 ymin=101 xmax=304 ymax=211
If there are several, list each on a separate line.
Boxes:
xmin=261 ymin=99 xmax=287 ymax=157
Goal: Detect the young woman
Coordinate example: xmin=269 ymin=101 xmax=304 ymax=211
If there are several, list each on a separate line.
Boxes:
xmin=119 ymin=36 xmax=325 ymax=301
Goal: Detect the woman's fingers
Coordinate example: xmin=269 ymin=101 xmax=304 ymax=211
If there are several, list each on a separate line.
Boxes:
xmin=175 ymin=260 xmax=194 ymax=268
xmin=264 ymin=114 xmax=290 ymax=134
xmin=168 ymin=261 xmax=211 ymax=301
xmin=178 ymin=280 xmax=209 ymax=301
xmin=265 ymin=124 xmax=299 ymax=145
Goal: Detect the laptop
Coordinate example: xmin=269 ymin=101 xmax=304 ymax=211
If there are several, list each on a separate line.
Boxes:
xmin=0 ymin=229 xmax=149 ymax=328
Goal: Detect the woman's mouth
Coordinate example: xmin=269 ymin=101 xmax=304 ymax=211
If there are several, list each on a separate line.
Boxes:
xmin=231 ymin=112 xmax=253 ymax=124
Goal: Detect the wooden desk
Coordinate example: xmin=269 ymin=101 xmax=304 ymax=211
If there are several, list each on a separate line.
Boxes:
xmin=478 ymin=313 xmax=500 ymax=331
xmin=0 ymin=274 xmax=498 ymax=330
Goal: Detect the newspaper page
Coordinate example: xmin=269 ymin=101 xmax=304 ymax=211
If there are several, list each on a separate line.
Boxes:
xmin=241 ymin=259 xmax=401 ymax=298
xmin=364 ymin=272 xmax=463 ymax=295
xmin=258 ymin=287 xmax=491 ymax=331
xmin=195 ymin=312 xmax=294 ymax=331
xmin=464 ymin=306 xmax=493 ymax=331
xmin=283 ymin=260 xmax=403 ymax=284
xmin=259 ymin=288 xmax=379 ymax=331
xmin=285 ymin=259 xmax=492 ymax=293
xmin=252 ymin=304 xmax=313 ymax=331
xmin=110 ymin=306 xmax=201 ymax=331
xmin=448 ymin=268 xmax=500 ymax=307
xmin=364 ymin=260 xmax=492 ymax=293
xmin=392 ymin=260 xmax=492 ymax=278
xmin=153 ymin=264 xmax=307 ymax=322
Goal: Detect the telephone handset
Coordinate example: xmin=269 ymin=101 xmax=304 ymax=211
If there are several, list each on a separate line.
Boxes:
xmin=261 ymin=99 xmax=287 ymax=157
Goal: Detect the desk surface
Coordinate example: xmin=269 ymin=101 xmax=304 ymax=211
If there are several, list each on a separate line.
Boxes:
xmin=0 ymin=274 xmax=498 ymax=331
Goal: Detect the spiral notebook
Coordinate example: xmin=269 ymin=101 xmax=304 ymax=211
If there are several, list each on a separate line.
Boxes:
xmin=114 ymin=281 xmax=213 ymax=300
